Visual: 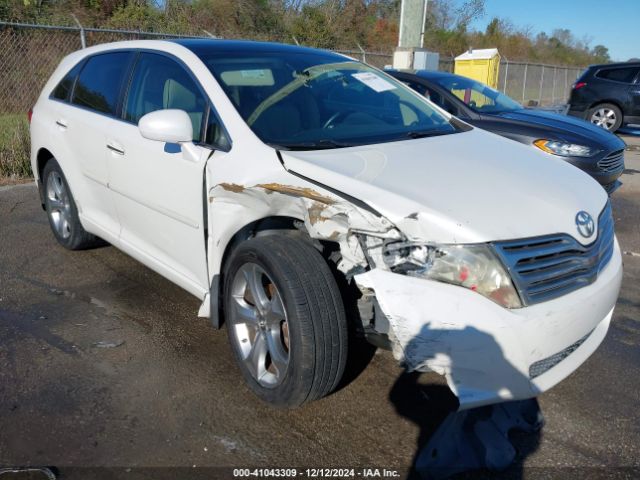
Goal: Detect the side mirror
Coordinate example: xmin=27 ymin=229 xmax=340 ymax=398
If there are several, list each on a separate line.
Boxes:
xmin=139 ymin=109 xmax=193 ymax=144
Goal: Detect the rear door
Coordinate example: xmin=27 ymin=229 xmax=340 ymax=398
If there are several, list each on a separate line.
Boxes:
xmin=106 ymin=51 xmax=229 ymax=298
xmin=52 ymin=51 xmax=134 ymax=238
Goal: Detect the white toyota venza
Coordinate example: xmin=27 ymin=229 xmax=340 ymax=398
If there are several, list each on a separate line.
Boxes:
xmin=30 ymin=39 xmax=622 ymax=409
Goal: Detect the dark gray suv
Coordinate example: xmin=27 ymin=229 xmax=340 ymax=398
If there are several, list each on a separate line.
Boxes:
xmin=568 ymin=62 xmax=640 ymax=132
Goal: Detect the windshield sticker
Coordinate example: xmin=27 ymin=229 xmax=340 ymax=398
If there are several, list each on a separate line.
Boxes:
xmin=351 ymin=72 xmax=397 ymax=92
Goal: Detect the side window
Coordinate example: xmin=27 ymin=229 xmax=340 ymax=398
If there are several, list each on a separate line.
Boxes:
xmin=204 ymin=108 xmax=230 ymax=150
xmin=596 ymin=67 xmax=640 ymax=84
xmin=124 ymin=53 xmax=207 ymax=142
xmin=71 ymin=52 xmax=132 ymax=115
xmin=424 ymin=88 xmax=445 ymax=107
xmin=51 ymin=62 xmax=83 ymax=102
xmin=400 ymin=80 xmax=458 ymax=114
xmin=422 ymin=86 xmax=458 ymax=115
xmin=402 ymin=80 xmax=428 ymax=96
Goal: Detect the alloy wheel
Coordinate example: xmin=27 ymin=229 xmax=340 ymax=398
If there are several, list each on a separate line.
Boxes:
xmin=229 ymin=263 xmax=290 ymax=388
xmin=590 ymin=108 xmax=617 ymax=130
xmin=46 ymin=171 xmax=72 ymax=240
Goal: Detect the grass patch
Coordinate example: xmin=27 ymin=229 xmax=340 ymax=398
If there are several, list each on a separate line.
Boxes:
xmin=0 ymin=114 xmax=32 ymax=181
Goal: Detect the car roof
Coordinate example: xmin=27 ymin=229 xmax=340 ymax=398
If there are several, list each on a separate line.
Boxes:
xmin=587 ymin=61 xmax=640 ymax=70
xmin=171 ymin=38 xmax=348 ymax=60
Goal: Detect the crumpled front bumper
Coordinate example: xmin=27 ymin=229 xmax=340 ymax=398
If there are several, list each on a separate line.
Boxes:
xmin=355 ymin=239 xmax=623 ymax=410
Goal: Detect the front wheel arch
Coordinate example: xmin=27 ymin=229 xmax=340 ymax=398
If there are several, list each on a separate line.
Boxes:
xmin=223 ymin=234 xmax=348 ymax=406
xmin=210 ymin=216 xmax=344 ymax=329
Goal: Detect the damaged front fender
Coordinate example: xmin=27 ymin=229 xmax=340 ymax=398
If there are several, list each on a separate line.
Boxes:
xmin=207 ymin=181 xmax=399 ymax=278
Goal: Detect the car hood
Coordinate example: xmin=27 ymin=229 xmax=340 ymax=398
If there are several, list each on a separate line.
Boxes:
xmin=280 ymin=128 xmax=608 ymax=246
xmin=494 ymin=109 xmax=624 ymax=148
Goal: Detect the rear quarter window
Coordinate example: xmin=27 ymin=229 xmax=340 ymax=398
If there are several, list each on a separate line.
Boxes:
xmin=71 ymin=52 xmax=133 ymax=115
xmin=51 ymin=62 xmax=83 ymax=102
xmin=595 ymin=67 xmax=640 ymax=84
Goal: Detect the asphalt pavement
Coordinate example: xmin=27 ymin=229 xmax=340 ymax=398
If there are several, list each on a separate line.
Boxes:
xmin=0 ymin=142 xmax=639 ymax=479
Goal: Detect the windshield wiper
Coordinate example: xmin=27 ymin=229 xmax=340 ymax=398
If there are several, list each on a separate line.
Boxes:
xmin=405 ymin=128 xmax=455 ymax=139
xmin=273 ymin=139 xmax=356 ymax=151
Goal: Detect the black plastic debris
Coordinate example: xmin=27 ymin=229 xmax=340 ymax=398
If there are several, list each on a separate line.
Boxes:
xmin=415 ymin=398 xmax=544 ymax=479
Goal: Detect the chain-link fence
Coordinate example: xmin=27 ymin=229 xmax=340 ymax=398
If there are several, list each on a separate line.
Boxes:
xmin=434 ymin=57 xmax=583 ymax=106
xmin=499 ymin=61 xmax=584 ymax=107
xmin=333 ymin=49 xmax=392 ymax=69
xmin=0 ymin=22 xmax=211 ymax=114
xmin=0 ymin=21 xmax=586 ymax=115
xmin=0 ymin=21 xmax=395 ymax=114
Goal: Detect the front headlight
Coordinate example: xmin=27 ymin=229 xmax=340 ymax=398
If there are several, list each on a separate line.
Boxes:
xmin=381 ymin=241 xmax=522 ymax=309
xmin=533 ymin=139 xmax=597 ymax=157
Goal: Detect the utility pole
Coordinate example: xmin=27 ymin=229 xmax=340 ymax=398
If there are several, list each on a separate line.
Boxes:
xmin=398 ymin=0 xmax=428 ymax=48
xmin=394 ymin=0 xmax=438 ymax=70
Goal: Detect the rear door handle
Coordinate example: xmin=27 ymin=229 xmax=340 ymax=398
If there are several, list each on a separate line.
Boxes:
xmin=55 ymin=119 xmax=67 ymax=129
xmin=106 ymin=141 xmax=125 ymax=155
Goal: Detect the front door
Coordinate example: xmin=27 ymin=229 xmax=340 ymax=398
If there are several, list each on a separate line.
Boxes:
xmin=106 ymin=52 xmax=216 ymax=298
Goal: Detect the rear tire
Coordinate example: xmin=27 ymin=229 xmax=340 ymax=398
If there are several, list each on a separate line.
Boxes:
xmin=223 ymin=235 xmax=348 ymax=407
xmin=588 ymin=103 xmax=622 ymax=132
xmin=42 ymin=158 xmax=101 ymax=250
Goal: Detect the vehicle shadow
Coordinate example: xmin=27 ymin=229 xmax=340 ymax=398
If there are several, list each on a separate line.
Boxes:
xmin=389 ymin=324 xmax=543 ymax=480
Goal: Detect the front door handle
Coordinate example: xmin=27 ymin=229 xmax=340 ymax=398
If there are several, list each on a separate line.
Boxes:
xmin=106 ymin=141 xmax=125 ymax=155
xmin=55 ymin=119 xmax=67 ymax=129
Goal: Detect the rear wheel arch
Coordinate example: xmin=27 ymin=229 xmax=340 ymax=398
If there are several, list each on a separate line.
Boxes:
xmin=36 ymin=148 xmax=54 ymax=181
xmin=41 ymin=158 xmax=102 ymax=250
xmin=589 ymin=99 xmax=623 ymax=112
xmin=36 ymin=148 xmax=55 ymax=207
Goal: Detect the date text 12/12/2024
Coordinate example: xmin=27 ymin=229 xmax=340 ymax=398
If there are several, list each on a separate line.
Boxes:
xmin=232 ymin=468 xmax=401 ymax=478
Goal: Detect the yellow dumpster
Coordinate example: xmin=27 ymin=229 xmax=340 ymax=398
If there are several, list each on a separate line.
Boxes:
xmin=454 ymin=48 xmax=501 ymax=89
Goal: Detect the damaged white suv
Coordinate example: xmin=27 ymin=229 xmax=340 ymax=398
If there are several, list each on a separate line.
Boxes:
xmin=31 ymin=40 xmax=622 ymax=409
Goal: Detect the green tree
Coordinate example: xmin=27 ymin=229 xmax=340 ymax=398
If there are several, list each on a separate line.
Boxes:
xmin=290 ymin=4 xmax=337 ymax=48
xmin=592 ymin=44 xmax=610 ymax=63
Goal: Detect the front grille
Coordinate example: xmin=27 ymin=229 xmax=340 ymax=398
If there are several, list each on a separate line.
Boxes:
xmin=597 ymin=149 xmax=625 ymax=173
xmin=529 ymin=329 xmax=593 ymax=378
xmin=493 ymin=202 xmax=614 ymax=306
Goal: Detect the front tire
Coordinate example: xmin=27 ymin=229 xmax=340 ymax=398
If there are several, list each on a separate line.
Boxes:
xmin=42 ymin=159 xmax=101 ymax=250
xmin=588 ymin=103 xmax=622 ymax=132
xmin=223 ymin=235 xmax=348 ymax=407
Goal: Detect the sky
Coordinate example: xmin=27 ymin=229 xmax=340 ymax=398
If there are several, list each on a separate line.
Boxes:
xmin=468 ymin=0 xmax=639 ymax=61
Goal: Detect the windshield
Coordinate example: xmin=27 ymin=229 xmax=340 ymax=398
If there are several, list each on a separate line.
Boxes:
xmin=199 ymin=52 xmax=460 ymax=149
xmin=433 ymin=75 xmax=522 ymax=114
